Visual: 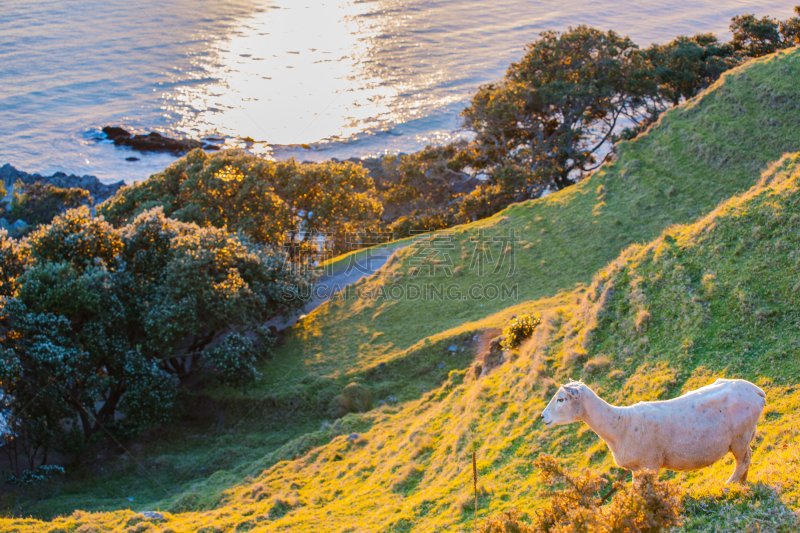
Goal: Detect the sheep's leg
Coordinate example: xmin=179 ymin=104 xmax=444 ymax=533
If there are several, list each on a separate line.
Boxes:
xmin=726 ymin=438 xmax=752 ymax=484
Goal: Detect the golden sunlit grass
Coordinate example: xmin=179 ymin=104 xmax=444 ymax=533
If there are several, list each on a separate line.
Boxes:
xmin=3 ymin=49 xmax=800 ymax=532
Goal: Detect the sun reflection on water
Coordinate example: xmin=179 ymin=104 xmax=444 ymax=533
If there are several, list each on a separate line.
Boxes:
xmin=168 ymin=0 xmax=404 ymax=154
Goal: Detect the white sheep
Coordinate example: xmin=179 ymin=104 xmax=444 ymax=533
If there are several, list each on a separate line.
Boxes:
xmin=540 ymin=378 xmax=765 ymax=484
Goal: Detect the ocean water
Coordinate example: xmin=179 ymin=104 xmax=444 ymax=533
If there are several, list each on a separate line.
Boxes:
xmin=1 ymin=0 xmax=796 ymax=185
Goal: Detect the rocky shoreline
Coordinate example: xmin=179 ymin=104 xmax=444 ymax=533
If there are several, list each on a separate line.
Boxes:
xmin=102 ymin=126 xmax=220 ymax=155
xmin=0 ymin=164 xmax=125 ymax=204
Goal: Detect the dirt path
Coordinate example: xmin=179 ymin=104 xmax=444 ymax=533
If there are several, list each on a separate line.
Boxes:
xmin=268 ymin=243 xmax=408 ymax=331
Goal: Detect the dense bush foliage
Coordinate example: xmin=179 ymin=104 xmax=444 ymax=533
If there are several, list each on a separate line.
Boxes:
xmin=0 ymin=229 xmax=29 ymax=297
xmin=464 ymin=27 xmax=648 ymax=191
xmin=731 ymin=7 xmax=800 ymax=58
xmin=478 ymin=455 xmax=681 ymax=533
xmin=4 ymin=465 xmax=65 ymax=487
xmin=501 ymin=314 xmax=541 ymax=350
xmin=375 ymin=142 xmax=479 ymax=237
xmin=635 ymin=34 xmax=739 ymax=108
xmin=334 ymin=382 xmax=373 ymax=416
xmin=9 ymin=181 xmax=92 ymax=227
xmin=0 ymin=207 xmax=310 ymax=467
xmin=98 ymin=149 xmax=383 ymax=257
xmin=462 ymin=8 xmax=800 ymax=200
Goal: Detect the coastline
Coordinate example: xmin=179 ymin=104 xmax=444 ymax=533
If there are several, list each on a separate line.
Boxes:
xmin=0 ymin=164 xmax=125 ymax=205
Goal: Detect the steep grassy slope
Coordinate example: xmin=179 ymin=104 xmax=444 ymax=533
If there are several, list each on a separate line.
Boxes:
xmin=251 ymin=47 xmax=800 ymax=405
xmin=7 ymin=138 xmax=800 ymax=533
xmin=3 ymin=49 xmax=800 ymax=528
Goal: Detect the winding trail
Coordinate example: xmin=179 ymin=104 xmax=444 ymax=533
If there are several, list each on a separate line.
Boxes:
xmin=269 ymin=243 xmax=408 ymax=331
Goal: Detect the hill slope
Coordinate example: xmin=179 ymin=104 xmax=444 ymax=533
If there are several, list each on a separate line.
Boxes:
xmin=253 ymin=47 xmax=800 ymax=405
xmin=3 ymin=49 xmax=800 ymax=530
xmin=7 ymin=136 xmax=800 ymax=533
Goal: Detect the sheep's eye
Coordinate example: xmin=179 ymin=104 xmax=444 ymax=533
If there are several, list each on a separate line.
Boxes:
xmin=557 ymin=398 xmax=564 ymax=403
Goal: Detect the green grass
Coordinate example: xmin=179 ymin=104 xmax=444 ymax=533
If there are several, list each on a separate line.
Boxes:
xmin=680 ymin=483 xmax=799 ymax=532
xmin=3 ymin=48 xmax=800 ymax=531
xmin=252 ymin=47 xmax=800 ymax=402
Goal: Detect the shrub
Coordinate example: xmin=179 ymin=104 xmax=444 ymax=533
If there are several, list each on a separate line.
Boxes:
xmin=463 ymin=27 xmax=648 ymax=192
xmin=2 ymin=465 xmax=66 ymax=509
xmin=375 ymin=142 xmax=479 ymax=238
xmin=536 ymin=454 xmax=681 ymax=532
xmin=458 ymin=184 xmax=516 ymax=223
xmin=731 ymin=8 xmax=800 ymax=58
xmin=501 ymin=315 xmax=541 ymax=351
xmin=334 ymin=382 xmax=373 ymax=416
xmin=387 ymin=209 xmax=462 ymax=240
xmin=479 ymin=455 xmax=681 ymax=533
xmin=463 ymin=9 xmax=798 ymax=196
xmin=0 ymin=229 xmax=30 ymax=297
xmin=4 ymin=465 xmax=65 ymax=487
xmin=478 ymin=508 xmax=535 ymax=533
xmin=9 ymin=181 xmax=92 ymax=228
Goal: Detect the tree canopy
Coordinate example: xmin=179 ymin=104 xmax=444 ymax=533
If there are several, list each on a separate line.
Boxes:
xmin=463 ymin=26 xmax=647 ymax=192
xmin=98 ymin=149 xmax=383 ymax=257
xmin=0 ymin=207 xmax=310 ymax=467
xmin=731 ymin=7 xmax=800 ymax=57
xmin=461 ymin=8 xmax=800 ymax=199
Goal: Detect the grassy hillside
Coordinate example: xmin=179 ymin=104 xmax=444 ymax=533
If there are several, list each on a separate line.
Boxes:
xmin=3 ymin=49 xmax=800 ymax=530
xmin=251 ymin=47 xmax=800 ymax=406
xmin=6 ymin=132 xmax=800 ymax=533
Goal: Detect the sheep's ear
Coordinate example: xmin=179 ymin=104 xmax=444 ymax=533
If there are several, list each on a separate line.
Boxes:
xmin=565 ymin=386 xmax=581 ymax=399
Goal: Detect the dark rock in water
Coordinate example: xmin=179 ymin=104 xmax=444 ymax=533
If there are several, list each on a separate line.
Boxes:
xmin=125 ymin=157 xmax=140 ymax=162
xmin=102 ymin=126 xmax=130 ymax=139
xmin=102 ymin=126 xmax=210 ymax=154
xmin=0 ymin=163 xmax=125 ymax=203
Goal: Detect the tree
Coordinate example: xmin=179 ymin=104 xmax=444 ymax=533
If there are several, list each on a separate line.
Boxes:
xmin=780 ymin=7 xmax=800 ymax=46
xmin=373 ymin=141 xmax=480 ymax=236
xmin=638 ymin=34 xmax=739 ymax=107
xmin=731 ymin=7 xmax=800 ymax=58
xmin=98 ymin=149 xmax=383 ymax=258
xmin=0 ymin=207 xmax=311 ymax=467
xmin=731 ymin=14 xmax=784 ymax=57
xmin=463 ymin=26 xmax=651 ymax=193
xmin=462 ymin=9 xmax=798 ymax=202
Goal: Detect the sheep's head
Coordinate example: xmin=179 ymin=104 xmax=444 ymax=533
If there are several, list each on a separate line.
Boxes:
xmin=541 ymin=382 xmax=584 ymax=428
